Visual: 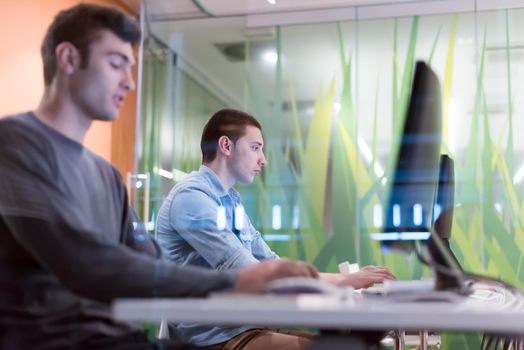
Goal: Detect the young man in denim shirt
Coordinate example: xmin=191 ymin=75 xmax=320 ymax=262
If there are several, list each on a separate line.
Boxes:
xmin=156 ymin=109 xmax=395 ymax=350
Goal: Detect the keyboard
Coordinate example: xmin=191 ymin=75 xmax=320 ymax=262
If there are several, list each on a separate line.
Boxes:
xmin=363 ymin=279 xmax=466 ymax=303
xmin=266 ymin=277 xmax=352 ymax=295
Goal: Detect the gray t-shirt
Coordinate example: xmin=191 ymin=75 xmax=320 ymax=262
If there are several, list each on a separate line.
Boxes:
xmin=0 ymin=112 xmax=236 ymax=348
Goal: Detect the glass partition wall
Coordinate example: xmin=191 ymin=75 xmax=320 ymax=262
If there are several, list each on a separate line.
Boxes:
xmin=136 ymin=5 xmax=524 ymax=347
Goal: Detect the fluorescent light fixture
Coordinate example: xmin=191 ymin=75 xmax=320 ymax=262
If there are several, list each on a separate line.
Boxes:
xmin=172 ymin=168 xmax=188 ymax=182
xmin=393 ymin=204 xmax=401 ymax=227
xmin=370 ymin=232 xmax=399 ymax=241
xmin=399 ymin=231 xmax=431 ymax=240
xmin=156 ymin=168 xmax=187 ymax=181
xmin=158 ymin=168 xmax=174 ymax=179
xmin=263 ymin=234 xmax=291 ymax=242
xmin=216 ymin=206 xmax=226 ymax=230
xmin=272 ymin=205 xmax=282 ymax=230
xmin=433 ymin=204 xmax=442 ymax=222
xmin=413 ymin=204 xmax=423 ymax=226
xmin=292 ymin=205 xmax=300 ymax=230
xmin=370 ymin=231 xmax=431 ymax=241
xmin=234 ymin=205 xmax=245 ymax=230
xmin=267 ymin=0 xmax=276 ymax=4
xmin=373 ymin=204 xmax=383 ymax=228
xmin=263 ymin=50 xmax=278 ymax=63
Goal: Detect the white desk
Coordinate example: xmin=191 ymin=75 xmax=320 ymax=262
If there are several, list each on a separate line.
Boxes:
xmin=112 ymin=285 xmax=524 ymax=335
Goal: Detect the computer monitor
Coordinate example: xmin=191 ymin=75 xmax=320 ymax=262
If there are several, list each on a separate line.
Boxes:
xmin=371 ymin=61 xmax=467 ymax=292
xmin=372 ymin=61 xmax=442 ymax=253
xmin=433 ymin=155 xmax=454 ymax=240
xmin=426 ymin=154 xmax=464 ymax=290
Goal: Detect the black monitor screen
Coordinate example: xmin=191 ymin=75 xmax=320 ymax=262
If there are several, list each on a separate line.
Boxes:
xmin=427 ymin=154 xmax=465 ymax=289
xmin=433 ymin=154 xmax=455 ymax=241
xmin=371 ymin=61 xmax=442 ymax=253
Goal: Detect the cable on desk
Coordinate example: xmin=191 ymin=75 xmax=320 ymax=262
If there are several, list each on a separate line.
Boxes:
xmin=413 ymin=237 xmax=524 ymax=350
xmin=481 ymin=334 xmax=524 ymax=350
xmin=414 ymin=236 xmax=524 ymax=299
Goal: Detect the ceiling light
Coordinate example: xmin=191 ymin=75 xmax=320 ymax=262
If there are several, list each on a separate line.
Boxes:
xmin=267 ymin=0 xmax=276 ymax=4
xmin=158 ymin=168 xmax=174 ymax=180
xmin=263 ymin=50 xmax=278 ymax=63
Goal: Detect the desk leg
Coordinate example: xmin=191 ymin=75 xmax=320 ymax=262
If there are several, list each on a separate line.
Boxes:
xmin=157 ymin=318 xmax=170 ymax=339
xmin=394 ymin=330 xmax=405 ymax=350
xmin=419 ymin=330 xmax=428 ymax=350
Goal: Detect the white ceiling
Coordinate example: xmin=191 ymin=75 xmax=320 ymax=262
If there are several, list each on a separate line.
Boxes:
xmin=145 ymin=0 xmax=434 ymax=17
xmin=123 ymin=0 xmax=424 ymax=15
xmin=124 ymin=0 xmax=524 ymax=158
xmin=123 ymin=0 xmax=524 ymax=22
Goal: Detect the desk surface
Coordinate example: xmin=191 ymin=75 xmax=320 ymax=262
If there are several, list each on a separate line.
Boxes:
xmin=112 ymin=286 xmax=524 ymax=335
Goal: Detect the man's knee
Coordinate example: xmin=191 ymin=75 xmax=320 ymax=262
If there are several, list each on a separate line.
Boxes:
xmin=246 ymin=330 xmax=312 ymax=350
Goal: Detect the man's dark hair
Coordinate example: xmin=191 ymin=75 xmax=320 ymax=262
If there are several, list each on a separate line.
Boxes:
xmin=41 ymin=3 xmax=141 ymax=85
xmin=201 ymin=109 xmax=263 ymax=163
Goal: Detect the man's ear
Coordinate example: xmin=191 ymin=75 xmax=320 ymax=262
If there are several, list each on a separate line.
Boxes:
xmin=55 ymin=42 xmax=80 ymax=75
xmin=217 ymin=136 xmax=232 ymax=156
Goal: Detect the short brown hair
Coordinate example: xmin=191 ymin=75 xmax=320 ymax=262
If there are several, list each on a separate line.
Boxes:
xmin=41 ymin=3 xmax=141 ymax=85
xmin=201 ymin=109 xmax=262 ymax=163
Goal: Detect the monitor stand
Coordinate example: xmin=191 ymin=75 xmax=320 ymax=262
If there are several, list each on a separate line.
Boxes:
xmin=423 ymin=234 xmax=469 ymax=294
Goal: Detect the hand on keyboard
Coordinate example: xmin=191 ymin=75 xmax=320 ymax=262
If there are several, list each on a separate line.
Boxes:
xmin=339 ymin=266 xmax=396 ymax=289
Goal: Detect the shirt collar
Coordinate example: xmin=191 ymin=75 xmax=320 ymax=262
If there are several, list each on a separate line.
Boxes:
xmin=199 ymin=165 xmax=240 ymax=200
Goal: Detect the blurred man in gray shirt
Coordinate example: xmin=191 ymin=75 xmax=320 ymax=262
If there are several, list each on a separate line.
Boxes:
xmin=0 ymin=4 xmax=317 ymax=349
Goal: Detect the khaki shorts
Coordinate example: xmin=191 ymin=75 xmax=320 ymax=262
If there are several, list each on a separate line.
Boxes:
xmin=202 ymin=329 xmax=315 ymax=350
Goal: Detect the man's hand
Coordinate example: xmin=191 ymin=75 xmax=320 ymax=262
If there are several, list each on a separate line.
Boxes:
xmin=320 ymin=265 xmax=396 ymax=289
xmin=343 ymin=266 xmax=396 ymax=289
xmin=233 ymin=259 xmax=318 ymax=293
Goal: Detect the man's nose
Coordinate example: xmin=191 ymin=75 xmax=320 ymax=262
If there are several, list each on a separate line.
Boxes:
xmin=259 ymin=152 xmax=267 ymax=166
xmin=122 ymin=68 xmax=135 ymax=91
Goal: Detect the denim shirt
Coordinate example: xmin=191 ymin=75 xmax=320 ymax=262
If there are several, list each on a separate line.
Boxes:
xmin=156 ymin=165 xmax=279 ymax=346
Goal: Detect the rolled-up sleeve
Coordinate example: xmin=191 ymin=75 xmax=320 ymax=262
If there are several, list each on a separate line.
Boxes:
xmin=243 ymin=215 xmax=279 ymax=261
